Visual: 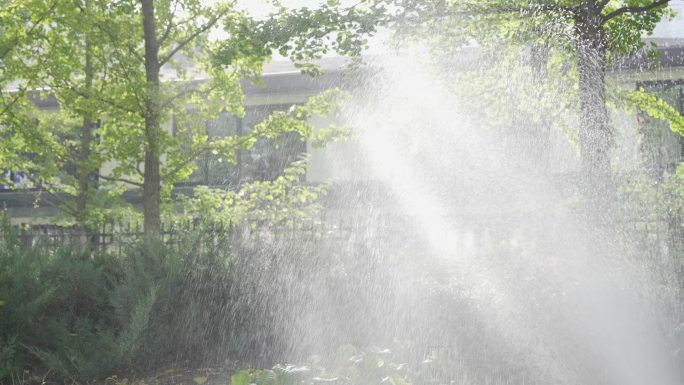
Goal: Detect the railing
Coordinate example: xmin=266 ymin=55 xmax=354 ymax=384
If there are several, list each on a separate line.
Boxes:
xmin=0 ymin=218 xmax=370 ymax=256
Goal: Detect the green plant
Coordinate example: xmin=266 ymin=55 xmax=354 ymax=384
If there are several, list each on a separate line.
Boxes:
xmin=0 ymin=224 xmax=124 ymax=381
xmin=1 ymin=213 xmax=393 ymax=383
xmin=0 ymin=221 xmax=243 ymax=382
xmin=0 ymin=335 xmax=19 ymax=380
xmin=232 ymin=346 xmax=413 ymax=385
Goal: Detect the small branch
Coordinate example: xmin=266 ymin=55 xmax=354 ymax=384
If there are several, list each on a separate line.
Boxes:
xmin=160 ymin=82 xmax=201 ymax=109
xmin=162 ymin=144 xmax=212 ymax=179
xmin=433 ymin=3 xmax=576 ymax=23
xmin=158 ymin=1 xmax=180 ymax=46
xmin=160 ymin=65 xmax=237 ymax=109
xmin=602 ymin=0 xmax=670 ymax=23
xmin=23 ymin=173 xmax=78 ymax=217
xmin=0 ymin=0 xmax=59 ymax=61
xmin=136 ymin=162 xmax=144 ymax=177
xmin=99 ymin=41 xmax=146 ymax=111
xmin=91 ymin=18 xmax=144 ymax=63
xmin=0 ymin=87 xmax=28 ymax=120
xmin=516 ymin=4 xmax=574 ymax=13
xmin=466 ymin=3 xmax=573 ymax=15
xmin=98 ymin=174 xmax=144 ymax=187
xmin=159 ymin=13 xmax=225 ymax=66
xmin=91 ymin=19 xmax=147 ymax=111
xmin=50 ymin=79 xmax=139 ymax=114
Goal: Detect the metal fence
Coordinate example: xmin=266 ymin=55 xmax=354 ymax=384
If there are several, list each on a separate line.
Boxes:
xmin=0 ymin=218 xmax=369 ymax=255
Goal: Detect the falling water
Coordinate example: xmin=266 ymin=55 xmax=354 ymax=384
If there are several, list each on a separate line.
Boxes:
xmin=261 ymin=47 xmax=683 ymax=385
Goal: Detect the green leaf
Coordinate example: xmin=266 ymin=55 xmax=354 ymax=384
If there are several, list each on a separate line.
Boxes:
xmin=231 ymin=370 xmax=251 ymax=385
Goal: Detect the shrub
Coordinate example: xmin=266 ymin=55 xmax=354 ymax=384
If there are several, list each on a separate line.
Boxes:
xmin=0 ymin=222 xmax=251 ymax=382
xmin=0 ymin=220 xmax=124 ymax=381
xmin=0 ymin=219 xmax=399 ymax=383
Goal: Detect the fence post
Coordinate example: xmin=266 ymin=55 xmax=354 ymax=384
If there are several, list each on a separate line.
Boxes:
xmin=20 ymin=226 xmax=30 ymax=249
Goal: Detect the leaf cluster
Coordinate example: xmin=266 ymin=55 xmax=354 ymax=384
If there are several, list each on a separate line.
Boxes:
xmin=217 ymin=0 xmax=387 ymax=76
xmin=232 ymin=345 xmax=412 ymax=385
xmin=625 ymin=87 xmax=684 ymax=137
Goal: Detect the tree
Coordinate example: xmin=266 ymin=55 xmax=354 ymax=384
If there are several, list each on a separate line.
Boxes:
xmin=1 ymin=0 xmax=292 ymax=234
xmin=0 ymin=0 xmax=104 ymax=225
xmin=118 ymin=0 xmax=369 ymax=236
xmin=570 ymin=0 xmax=670 ymax=186
xmin=0 ymin=0 xmax=59 ymax=100
xmin=328 ymin=0 xmax=673 ymax=197
xmin=0 ymin=0 xmax=143 ymax=227
xmin=93 ymin=0 xmax=381 ymax=237
xmin=1 ymin=0 xmax=366 ymax=237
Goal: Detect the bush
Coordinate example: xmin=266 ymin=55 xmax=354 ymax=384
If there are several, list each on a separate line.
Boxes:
xmin=0 ymin=222 xmax=273 ymax=382
xmin=0 ymin=222 xmax=123 ymax=381
xmin=0 ymin=219 xmax=405 ymax=383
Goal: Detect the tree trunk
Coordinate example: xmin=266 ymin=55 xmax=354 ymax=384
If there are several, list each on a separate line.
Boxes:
xmin=141 ymin=0 xmax=162 ymax=237
xmin=77 ymin=112 xmax=94 ymax=222
xmin=575 ymin=3 xmax=613 ymax=206
xmin=529 ymin=43 xmax=552 ymax=175
xmin=76 ymin=21 xmax=94 ymax=226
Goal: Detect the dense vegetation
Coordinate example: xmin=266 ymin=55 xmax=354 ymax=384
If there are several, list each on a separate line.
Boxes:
xmin=0 ymin=221 xmax=242 ymax=381
xmin=0 ymin=218 xmax=382 ymax=383
xmin=2 ymin=0 xmax=684 ymax=384
xmin=0 ymin=0 xmax=363 ymax=235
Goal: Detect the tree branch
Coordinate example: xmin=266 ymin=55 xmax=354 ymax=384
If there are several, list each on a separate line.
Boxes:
xmin=23 ymin=173 xmax=78 ymax=217
xmin=50 ymin=79 xmax=139 ymax=114
xmin=513 ymin=4 xmax=574 ymax=13
xmin=160 ymin=81 xmax=201 ymax=109
xmin=158 ymin=1 xmax=180 ymax=47
xmin=0 ymin=87 xmax=28 ymax=120
xmin=159 ymin=13 xmax=225 ymax=67
xmin=433 ymin=3 xmax=577 ymax=23
xmin=162 ymin=144 xmax=212 ymax=179
xmin=0 ymin=0 xmax=59 ymax=62
xmin=87 ymin=15 xmax=144 ymax=63
xmin=602 ymin=0 xmax=670 ymax=23
xmin=136 ymin=162 xmax=144 ymax=177
xmin=98 ymin=174 xmax=144 ymax=187
xmin=456 ymin=3 xmax=574 ymax=15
